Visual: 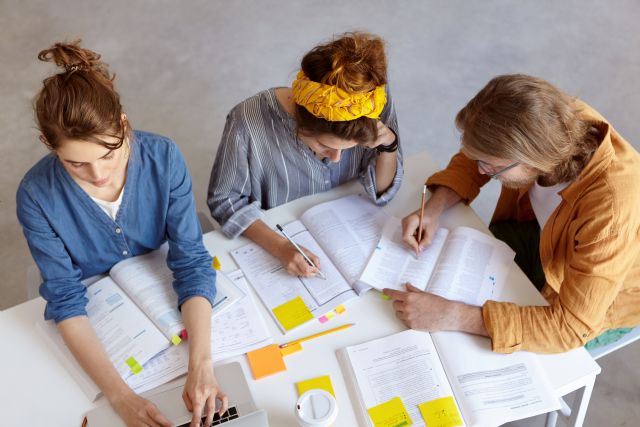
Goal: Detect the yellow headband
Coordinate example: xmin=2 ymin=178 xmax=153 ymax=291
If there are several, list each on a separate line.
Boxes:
xmin=291 ymin=71 xmax=387 ymax=121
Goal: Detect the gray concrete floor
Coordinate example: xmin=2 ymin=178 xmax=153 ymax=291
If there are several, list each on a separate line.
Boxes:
xmin=1 ymin=0 xmax=638 ymax=425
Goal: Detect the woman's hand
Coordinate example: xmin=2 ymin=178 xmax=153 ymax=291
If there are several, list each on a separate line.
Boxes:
xmin=183 ymin=358 xmax=228 ymax=427
xmin=110 ymin=390 xmax=172 ymax=427
xmin=365 ymin=121 xmax=397 ymax=149
xmin=276 ymin=240 xmax=321 ymax=277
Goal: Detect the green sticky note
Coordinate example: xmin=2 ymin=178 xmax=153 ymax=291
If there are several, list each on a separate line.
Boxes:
xmin=272 ymin=296 xmax=313 ymax=331
xmin=125 ymin=356 xmax=143 ymax=375
xmin=296 ymin=375 xmax=335 ymax=397
xmin=367 ymin=396 xmax=413 ymax=427
xmin=418 ymin=396 xmax=463 ymax=427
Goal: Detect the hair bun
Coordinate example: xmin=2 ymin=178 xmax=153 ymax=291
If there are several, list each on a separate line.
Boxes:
xmin=325 ymin=32 xmax=387 ymax=93
xmin=38 ymin=40 xmax=112 ymax=80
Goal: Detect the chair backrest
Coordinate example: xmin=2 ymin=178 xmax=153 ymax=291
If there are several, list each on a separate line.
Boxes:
xmin=588 ymin=327 xmax=640 ymax=360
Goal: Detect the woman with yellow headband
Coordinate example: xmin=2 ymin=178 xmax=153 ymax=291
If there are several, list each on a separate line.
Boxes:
xmin=208 ymin=32 xmax=402 ymax=277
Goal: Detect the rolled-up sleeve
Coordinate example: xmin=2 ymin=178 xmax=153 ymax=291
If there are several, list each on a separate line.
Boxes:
xmin=16 ymin=183 xmax=87 ymax=323
xmin=359 ymin=88 xmax=404 ymax=205
xmin=483 ymin=216 xmax=640 ymax=354
xmin=166 ymin=143 xmax=217 ymax=309
xmin=207 ymin=111 xmax=265 ymax=238
xmin=426 ymin=151 xmax=490 ymax=204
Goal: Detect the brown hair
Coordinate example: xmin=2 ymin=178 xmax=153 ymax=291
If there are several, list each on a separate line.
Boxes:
xmin=34 ymin=40 xmax=130 ymax=151
xmin=456 ymin=74 xmax=602 ymax=183
xmin=295 ymin=32 xmax=387 ymax=144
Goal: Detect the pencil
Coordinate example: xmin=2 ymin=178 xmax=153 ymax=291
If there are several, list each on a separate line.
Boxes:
xmin=280 ymin=323 xmax=354 ymax=348
xmin=416 ymin=184 xmax=427 ymax=256
xmin=276 ymin=224 xmax=327 ymax=280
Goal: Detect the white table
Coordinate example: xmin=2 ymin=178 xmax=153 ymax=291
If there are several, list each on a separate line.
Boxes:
xmin=0 ymin=152 xmax=600 ymax=426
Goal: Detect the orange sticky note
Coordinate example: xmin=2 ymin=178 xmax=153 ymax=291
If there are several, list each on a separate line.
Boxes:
xmin=418 ymin=396 xmax=463 ymax=427
xmin=296 ymin=375 xmax=335 ymax=397
xmin=272 ymin=296 xmax=313 ymax=331
xmin=367 ymin=397 xmax=413 ymax=427
xmin=246 ymin=344 xmax=287 ymax=379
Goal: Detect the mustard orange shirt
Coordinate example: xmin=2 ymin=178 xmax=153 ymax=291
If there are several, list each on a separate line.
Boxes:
xmin=427 ymin=101 xmax=640 ymax=353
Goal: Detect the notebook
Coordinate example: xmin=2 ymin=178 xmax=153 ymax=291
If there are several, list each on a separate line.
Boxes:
xmin=85 ymin=362 xmax=268 ymax=427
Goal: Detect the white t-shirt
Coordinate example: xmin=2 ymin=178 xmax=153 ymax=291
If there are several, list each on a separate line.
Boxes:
xmin=91 ymin=187 xmax=124 ymax=221
xmin=529 ymin=180 xmax=570 ymax=229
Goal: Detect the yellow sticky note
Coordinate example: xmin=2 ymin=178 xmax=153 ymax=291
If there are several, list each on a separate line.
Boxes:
xmin=296 ymin=375 xmax=335 ymax=397
xmin=171 ymin=335 xmax=182 ymax=346
xmin=380 ymin=293 xmax=391 ymax=300
xmin=212 ymin=256 xmax=221 ymax=271
xmin=367 ymin=397 xmax=413 ymax=427
xmin=418 ymin=396 xmax=463 ymax=427
xmin=246 ymin=344 xmax=287 ymax=379
xmin=272 ymin=296 xmax=313 ymax=331
xmin=335 ymin=304 xmax=346 ymax=314
xmin=125 ymin=356 xmax=143 ymax=375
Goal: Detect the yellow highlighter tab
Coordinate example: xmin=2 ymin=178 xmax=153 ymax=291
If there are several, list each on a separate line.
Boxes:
xmin=125 ymin=356 xmax=143 ymax=375
xmin=367 ymin=396 xmax=413 ymax=427
xmin=212 ymin=256 xmax=221 ymax=271
xmin=272 ymin=296 xmax=313 ymax=331
xmin=246 ymin=344 xmax=287 ymax=379
xmin=418 ymin=396 xmax=463 ymax=427
xmin=296 ymin=375 xmax=335 ymax=397
xmin=171 ymin=335 xmax=182 ymax=346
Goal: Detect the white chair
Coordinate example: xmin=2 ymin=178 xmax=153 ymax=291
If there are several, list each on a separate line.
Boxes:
xmin=545 ymin=327 xmax=640 ymax=427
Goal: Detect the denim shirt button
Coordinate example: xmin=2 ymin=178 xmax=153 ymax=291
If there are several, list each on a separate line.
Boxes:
xmin=115 ymin=228 xmax=122 ymax=234
xmin=122 ymin=250 xmax=128 ymax=256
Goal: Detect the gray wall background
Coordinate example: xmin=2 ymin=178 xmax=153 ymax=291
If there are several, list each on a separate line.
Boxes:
xmin=1 ymin=1 xmax=639 ymax=424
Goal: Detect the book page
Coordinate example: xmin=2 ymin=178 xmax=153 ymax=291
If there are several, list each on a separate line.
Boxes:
xmin=231 ymin=220 xmax=356 ymax=333
xmin=432 ymin=331 xmax=560 ymax=426
xmin=339 ymin=329 xmax=464 ymax=427
xmin=300 ymin=194 xmax=388 ymax=287
xmin=426 ymin=226 xmax=514 ymax=306
xmin=359 ymin=217 xmax=449 ymax=291
xmin=110 ymin=244 xmax=239 ymax=338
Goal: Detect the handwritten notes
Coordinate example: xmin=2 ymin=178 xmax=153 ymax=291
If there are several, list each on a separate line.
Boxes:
xmin=367 ymin=397 xmax=413 ymax=427
xmin=418 ymin=396 xmax=463 ymax=427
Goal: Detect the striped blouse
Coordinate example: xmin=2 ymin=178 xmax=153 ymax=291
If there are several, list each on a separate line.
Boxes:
xmin=207 ymin=87 xmax=404 ymax=238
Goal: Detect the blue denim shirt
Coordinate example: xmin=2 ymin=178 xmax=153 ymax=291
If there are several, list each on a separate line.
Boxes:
xmin=16 ymin=130 xmax=216 ymax=323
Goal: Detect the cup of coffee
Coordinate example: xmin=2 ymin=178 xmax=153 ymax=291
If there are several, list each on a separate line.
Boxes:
xmin=294 ymin=389 xmax=338 ymax=427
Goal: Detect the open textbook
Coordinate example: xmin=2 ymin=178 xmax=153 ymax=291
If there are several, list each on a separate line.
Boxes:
xmin=338 ymin=329 xmax=560 ymax=427
xmin=36 ymin=244 xmax=243 ymax=401
xmin=360 ymin=217 xmax=515 ymax=306
xmin=231 ymin=194 xmax=388 ymax=333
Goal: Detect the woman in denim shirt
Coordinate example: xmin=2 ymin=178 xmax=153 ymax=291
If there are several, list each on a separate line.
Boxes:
xmin=16 ymin=41 xmax=225 ymax=427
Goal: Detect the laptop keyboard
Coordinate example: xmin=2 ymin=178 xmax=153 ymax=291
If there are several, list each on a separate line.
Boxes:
xmin=177 ymin=406 xmax=240 ymax=426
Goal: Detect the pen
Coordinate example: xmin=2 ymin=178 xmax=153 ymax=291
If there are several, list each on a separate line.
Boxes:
xmin=280 ymin=323 xmax=354 ymax=348
xmin=416 ymin=184 xmax=427 ymax=257
xmin=276 ymin=224 xmax=327 ymax=280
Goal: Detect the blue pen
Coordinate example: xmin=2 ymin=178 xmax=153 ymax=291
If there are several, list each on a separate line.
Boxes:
xmin=276 ymin=224 xmax=327 ymax=280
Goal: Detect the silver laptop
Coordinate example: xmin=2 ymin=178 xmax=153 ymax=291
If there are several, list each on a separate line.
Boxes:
xmin=86 ymin=362 xmax=268 ymax=426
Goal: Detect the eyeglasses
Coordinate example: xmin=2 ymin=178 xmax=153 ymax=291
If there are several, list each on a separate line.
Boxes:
xmin=476 ymin=160 xmax=520 ymax=179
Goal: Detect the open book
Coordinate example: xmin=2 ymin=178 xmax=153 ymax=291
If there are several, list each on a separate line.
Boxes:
xmin=338 ymin=329 xmax=560 ymax=427
xmin=37 ymin=244 xmax=242 ymax=400
xmin=231 ymin=194 xmax=388 ymax=333
xmin=360 ymin=218 xmax=515 ymax=306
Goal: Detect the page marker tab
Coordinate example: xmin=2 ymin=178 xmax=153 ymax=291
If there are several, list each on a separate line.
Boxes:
xmin=125 ymin=356 xmax=143 ymax=375
xmin=326 ymin=311 xmax=335 ymax=320
xmin=367 ymin=396 xmax=413 ymax=427
xmin=296 ymin=375 xmax=335 ymax=397
xmin=246 ymin=344 xmax=287 ymax=379
xmin=212 ymin=256 xmax=222 ymax=271
xmin=180 ymin=329 xmax=188 ymax=340
xmin=335 ymin=304 xmax=346 ymax=314
xmin=272 ymin=296 xmax=313 ymax=331
xmin=318 ymin=315 xmax=329 ymax=324
xmin=418 ymin=396 xmax=463 ymax=427
xmin=380 ymin=293 xmax=391 ymax=300
xmin=171 ymin=335 xmax=182 ymax=346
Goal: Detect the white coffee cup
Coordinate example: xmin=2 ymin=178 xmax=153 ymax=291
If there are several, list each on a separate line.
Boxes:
xmin=294 ymin=389 xmax=338 ymax=427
